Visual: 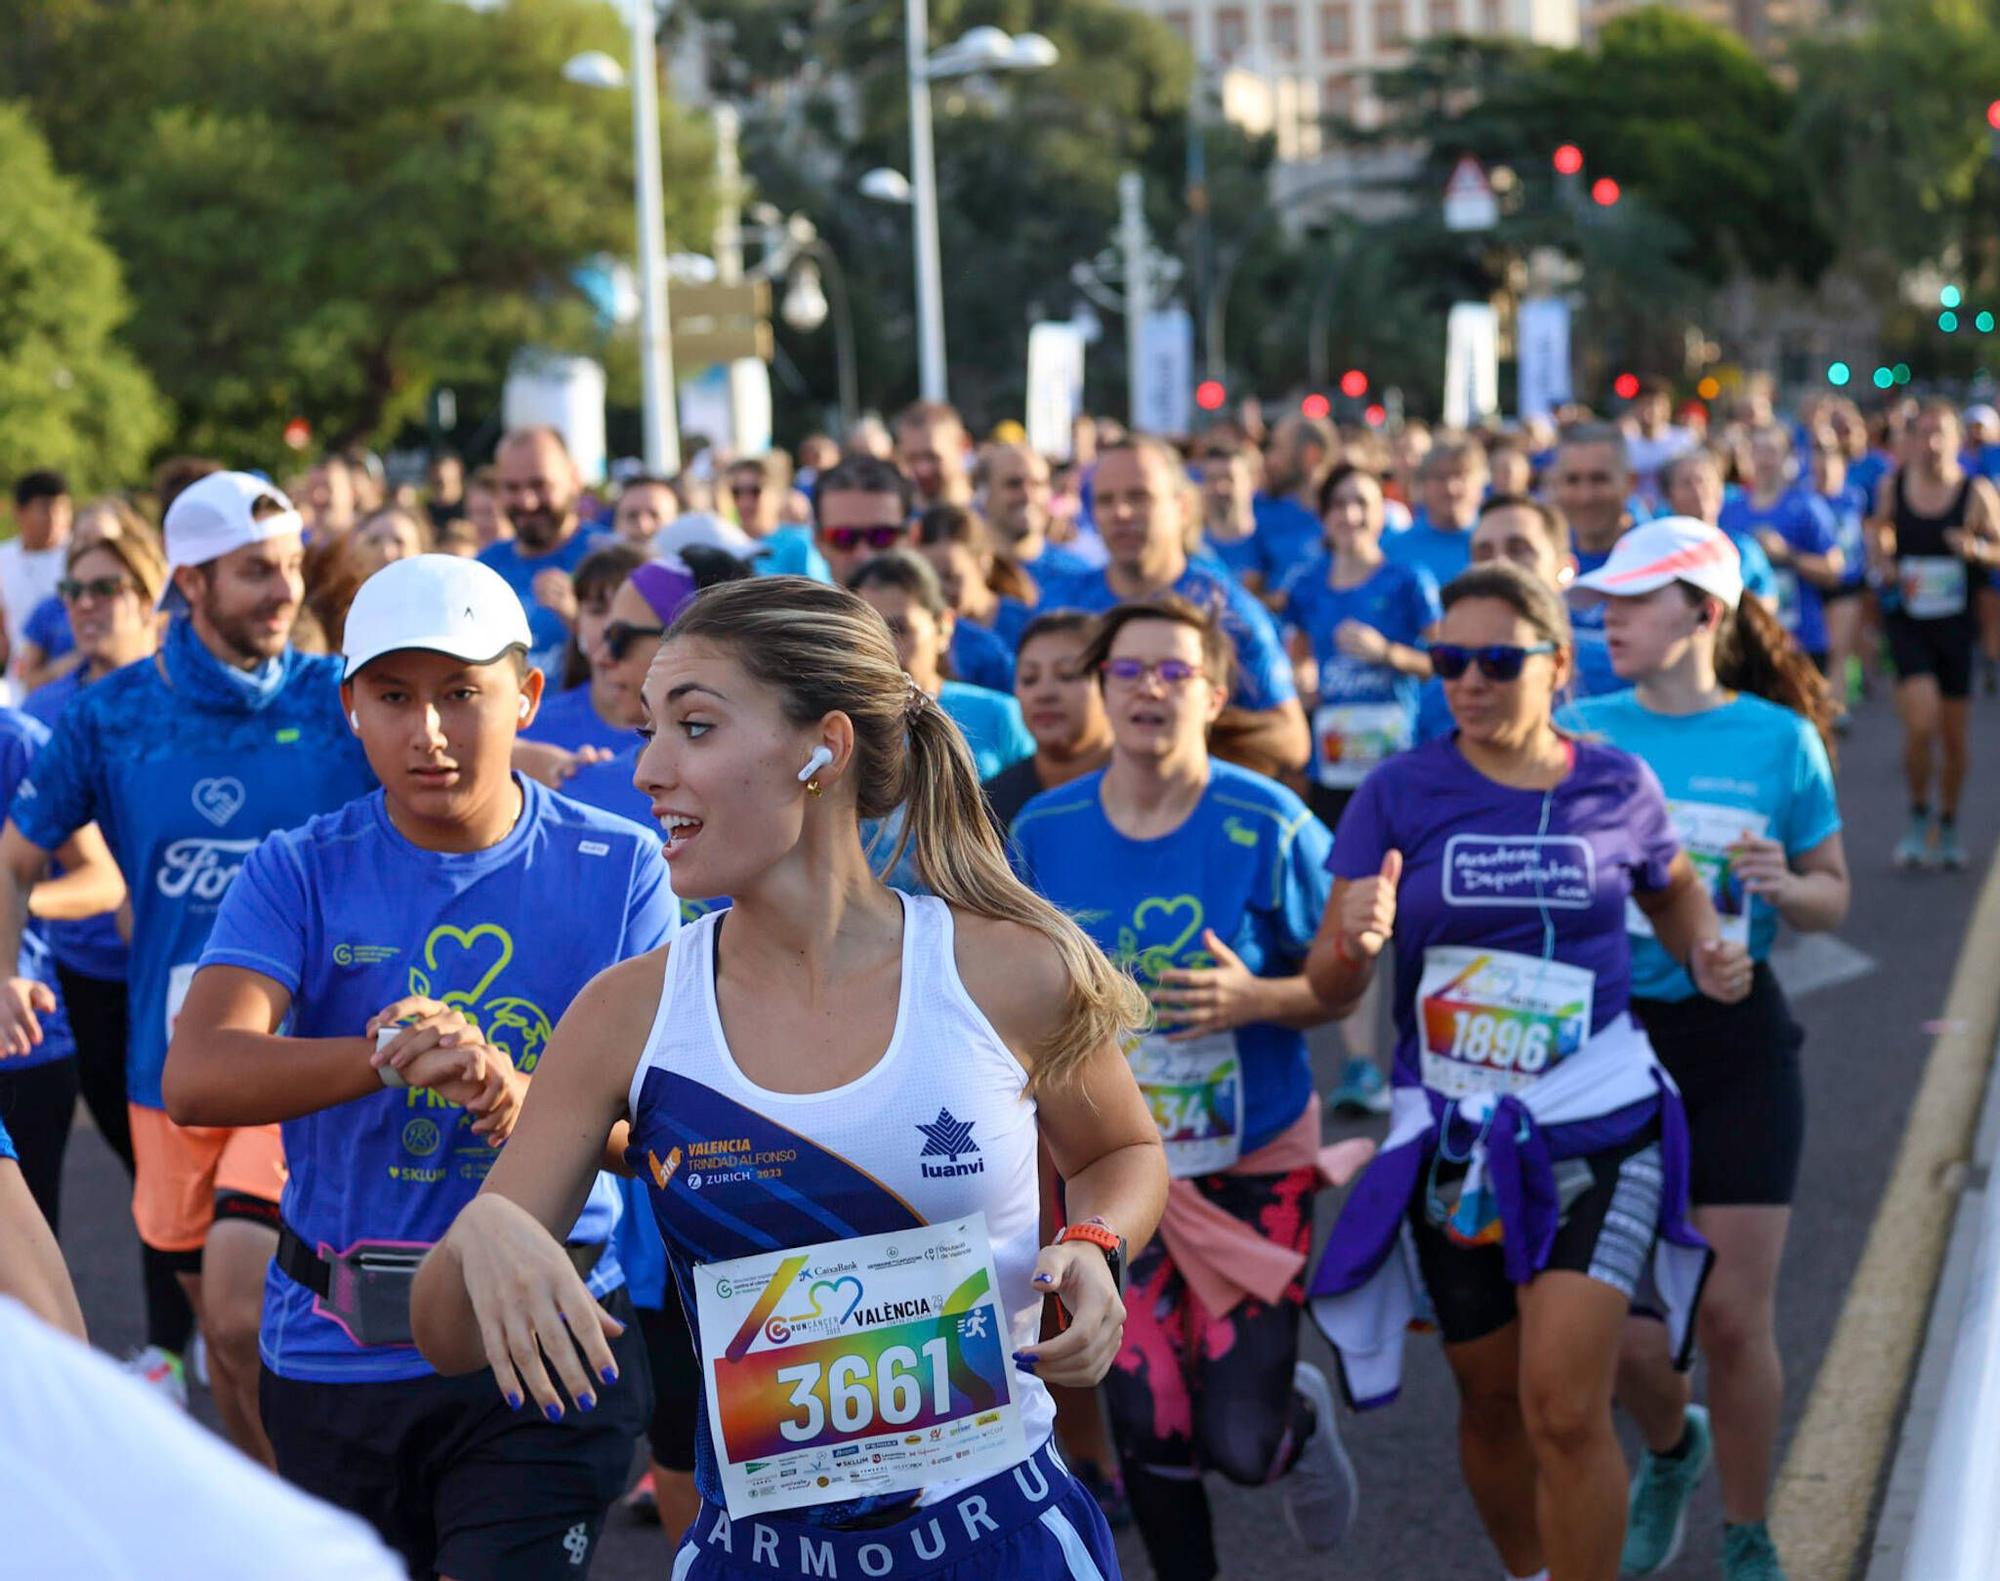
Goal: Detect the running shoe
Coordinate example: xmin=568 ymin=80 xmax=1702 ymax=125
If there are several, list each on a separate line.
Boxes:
xmin=1894 ymin=814 xmax=1933 ymax=871
xmin=120 ymin=1345 xmax=188 ymax=1410
xmin=622 ymin=1469 xmax=660 ymax=1524
xmin=1620 ymin=1404 xmax=1712 ymax=1576
xmin=1721 ymin=1520 xmax=1788 ymax=1581
xmin=1329 ymin=1057 xmax=1391 ymax=1117
xmin=1937 ymin=823 xmax=1967 ymax=871
xmin=1282 ymin=1362 xmax=1359 ymax=1553
xmin=1073 ymin=1460 xmax=1132 ymax=1530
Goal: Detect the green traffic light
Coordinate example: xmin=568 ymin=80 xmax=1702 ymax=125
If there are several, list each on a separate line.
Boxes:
xmin=1979 ymin=312 xmax=1996 ymax=335
xmin=1827 ymin=362 xmax=1852 ymax=387
xmin=1942 ymin=285 xmax=1964 ymax=309
xmin=1894 ymin=363 xmax=1912 ymax=385
xmin=1873 ymin=367 xmax=1895 ymax=389
xmin=1941 ymin=311 xmax=1960 ymax=332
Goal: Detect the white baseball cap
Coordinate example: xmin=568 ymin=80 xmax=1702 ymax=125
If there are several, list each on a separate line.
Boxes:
xmin=652 ymin=512 xmax=763 ymax=566
xmin=1567 ymin=515 xmax=1744 ymax=611
xmin=1964 ymin=403 xmax=2000 ymax=430
xmin=341 ymin=554 xmax=533 ymax=681
xmin=160 ymin=472 xmax=306 ymax=607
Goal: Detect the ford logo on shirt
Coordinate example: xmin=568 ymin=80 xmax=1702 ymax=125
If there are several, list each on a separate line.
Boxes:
xmin=156 ymin=838 xmax=260 ymax=900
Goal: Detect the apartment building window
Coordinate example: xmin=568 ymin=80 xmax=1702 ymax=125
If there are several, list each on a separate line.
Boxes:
xmin=1323 ymin=72 xmax=1356 ymax=122
xmin=1216 ymin=5 xmax=1248 ymax=57
xmin=1270 ymin=3 xmax=1300 ymax=56
xmin=1372 ymin=0 xmax=1407 ymax=47
xmin=1320 ymin=2 xmax=1353 ymax=53
xmin=1426 ymin=0 xmax=1458 ymax=34
xmin=1478 ymin=0 xmax=1505 ymax=30
xmin=1162 ymin=7 xmax=1193 ymax=42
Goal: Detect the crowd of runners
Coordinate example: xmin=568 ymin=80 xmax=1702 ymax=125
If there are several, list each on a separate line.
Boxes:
xmin=2 ymin=383 xmax=1997 ymax=1581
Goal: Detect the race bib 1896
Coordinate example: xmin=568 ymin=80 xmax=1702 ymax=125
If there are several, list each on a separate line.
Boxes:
xmin=1417 ymin=946 xmax=1594 ymax=1099
xmin=1130 ymin=1032 xmax=1243 ymax=1177
xmin=694 ymin=1217 xmax=1024 ymax=1518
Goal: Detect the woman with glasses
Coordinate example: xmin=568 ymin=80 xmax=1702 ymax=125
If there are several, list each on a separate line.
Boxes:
xmin=518 ymin=542 xmax=646 ymax=757
xmin=15 ymin=499 xmax=159 ymax=696
xmin=1306 ymin=561 xmax=1750 ymax=1581
xmin=1010 ymin=596 xmax=1358 ymax=1581
xmin=1562 ymin=519 xmax=1847 ymax=1581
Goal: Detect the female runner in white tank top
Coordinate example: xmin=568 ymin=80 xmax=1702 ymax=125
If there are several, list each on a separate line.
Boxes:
xmin=414 ymin=577 xmax=1167 ymax=1581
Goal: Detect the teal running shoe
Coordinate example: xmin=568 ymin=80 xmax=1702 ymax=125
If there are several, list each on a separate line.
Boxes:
xmin=1937 ymin=822 xmax=1967 ymax=871
xmin=1329 ymin=1057 xmax=1391 ymax=1117
xmin=1722 ymin=1520 xmax=1788 ymax=1580
xmin=1894 ymin=813 xmax=1932 ymax=870
xmin=1620 ymin=1404 xmax=1712 ymax=1576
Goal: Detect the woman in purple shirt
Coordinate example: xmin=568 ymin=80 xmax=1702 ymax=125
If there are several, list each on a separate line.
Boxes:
xmin=1303 ymin=563 xmax=1751 ymax=1581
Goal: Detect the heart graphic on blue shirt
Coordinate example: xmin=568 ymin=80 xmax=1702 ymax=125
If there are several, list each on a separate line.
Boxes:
xmin=190 ymin=776 xmax=246 ymax=828
xmin=1126 ymin=894 xmax=1208 ymax=982
xmin=409 ymin=923 xmax=513 ymax=1012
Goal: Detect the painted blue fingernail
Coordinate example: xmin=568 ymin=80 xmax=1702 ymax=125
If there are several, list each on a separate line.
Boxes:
xmin=579 ymin=1393 xmax=597 ymax=1412
xmin=544 ymin=1402 xmax=564 ymax=1422
xmin=600 ymin=1366 xmax=619 ymax=1385
xmin=506 ymin=1392 xmax=523 ymax=1410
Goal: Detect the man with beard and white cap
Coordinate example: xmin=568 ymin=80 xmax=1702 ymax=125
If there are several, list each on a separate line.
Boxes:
xmin=0 ymin=471 xmax=378 ymax=1463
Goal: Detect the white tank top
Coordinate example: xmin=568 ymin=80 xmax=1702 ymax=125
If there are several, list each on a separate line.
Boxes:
xmin=626 ymin=890 xmax=1055 ymax=1512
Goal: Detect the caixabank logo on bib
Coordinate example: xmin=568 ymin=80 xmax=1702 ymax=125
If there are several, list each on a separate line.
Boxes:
xmin=915 ymin=1108 xmax=984 ymax=1179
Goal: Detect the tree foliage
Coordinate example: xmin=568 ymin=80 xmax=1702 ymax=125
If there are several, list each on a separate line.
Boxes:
xmin=0 ymin=102 xmax=168 ymax=492
xmin=0 ymin=0 xmax=716 ymax=471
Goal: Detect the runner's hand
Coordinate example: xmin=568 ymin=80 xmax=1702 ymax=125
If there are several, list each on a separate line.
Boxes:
xmin=531 ymin=567 xmax=579 ymax=627
xmin=396 ymin=1039 xmax=526 ymax=1145
xmin=1727 ymin=833 xmax=1796 ymax=909
xmin=512 ymin=740 xmax=614 ymax=789
xmin=1756 ymin=527 xmax=1790 ymax=564
xmin=1017 ymin=1241 xmax=1123 ymax=1387
xmin=1333 ymin=619 xmax=1389 ymax=664
xmin=441 ymin=1192 xmax=623 ymax=1418
xmin=1340 ymin=850 xmax=1403 ymax=960
xmin=1691 ymin=938 xmax=1753 ymax=1004
xmin=368 ymin=997 xmax=476 ymax=1077
xmin=1154 ymin=929 xmax=1262 ymax=1039
xmin=0 ymin=977 xmax=55 ymax=1058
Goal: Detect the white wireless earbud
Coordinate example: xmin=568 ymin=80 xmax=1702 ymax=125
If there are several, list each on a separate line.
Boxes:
xmin=518 ymin=697 xmax=532 ymax=721
xmin=348 ymin=709 xmax=360 ymax=731
xmin=797 ymin=745 xmax=834 ymax=783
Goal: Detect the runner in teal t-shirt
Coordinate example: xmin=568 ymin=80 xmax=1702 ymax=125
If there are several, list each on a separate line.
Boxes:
xmin=166 ymin=556 xmax=669 ymax=1580
xmin=1562 ymin=517 xmax=1849 ymax=1581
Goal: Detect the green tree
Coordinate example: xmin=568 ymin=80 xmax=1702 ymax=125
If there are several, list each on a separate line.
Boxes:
xmin=0 ymin=101 xmax=168 ymax=492
xmin=1 ymin=0 xmax=716 ymax=471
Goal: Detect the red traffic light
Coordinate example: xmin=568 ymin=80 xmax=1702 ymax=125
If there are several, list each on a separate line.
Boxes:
xmin=1363 ymin=403 xmax=1387 ymax=428
xmin=1553 ymin=144 xmax=1584 ymax=177
xmin=1613 ymin=372 xmax=1641 ymax=401
xmin=1339 ymin=368 xmax=1369 ymax=399
xmin=1300 ymin=393 xmax=1332 ymax=420
xmin=283 ymin=418 xmax=312 ymax=451
xmin=1195 ymin=379 xmax=1227 ymax=412
xmin=1988 ymin=100 xmax=2000 ymax=131
xmin=1591 ymin=177 xmax=1621 ymax=207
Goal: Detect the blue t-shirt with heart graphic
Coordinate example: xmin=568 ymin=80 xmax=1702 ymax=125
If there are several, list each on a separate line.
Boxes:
xmin=199 ymin=776 xmax=677 ymax=1382
xmin=10 ymin=645 xmax=375 ymax=1109
xmin=1008 ymin=761 xmax=1333 ymax=1153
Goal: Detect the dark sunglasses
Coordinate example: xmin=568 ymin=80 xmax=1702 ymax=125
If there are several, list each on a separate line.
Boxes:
xmin=1099 ymin=657 xmax=1203 ymax=688
xmin=730 ymin=482 xmax=767 ymax=497
xmin=601 ymin=620 xmax=667 ymax=662
xmin=824 ymin=525 xmax=905 ymax=553
xmin=1430 ymin=642 xmax=1556 ymax=682
xmin=58 ymin=575 xmax=134 ymax=602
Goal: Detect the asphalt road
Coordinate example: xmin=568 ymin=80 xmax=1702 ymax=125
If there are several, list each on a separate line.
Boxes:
xmin=54 ymin=682 xmax=1999 ymax=1580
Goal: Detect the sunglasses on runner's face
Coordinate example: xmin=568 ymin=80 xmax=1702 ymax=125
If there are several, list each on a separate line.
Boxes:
xmin=1099 ymin=657 xmax=1204 ymax=688
xmin=58 ymin=575 xmax=134 ymax=602
xmin=1429 ymin=642 xmax=1557 ymax=682
xmin=824 ymin=525 xmax=906 ymax=553
xmin=602 ymin=620 xmax=667 ymax=662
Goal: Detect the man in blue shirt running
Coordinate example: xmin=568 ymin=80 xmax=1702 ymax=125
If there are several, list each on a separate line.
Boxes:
xmin=479 ymin=428 xmax=608 ymax=676
xmin=165 ymin=555 xmax=674 ymax=1579
xmin=0 ymin=472 xmax=379 ymax=1463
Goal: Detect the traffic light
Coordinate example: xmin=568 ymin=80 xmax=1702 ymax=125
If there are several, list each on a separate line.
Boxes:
xmin=1990 ymin=100 xmax=2000 ymax=130
xmin=1591 ymin=177 xmax=1621 ymax=208
xmin=1827 ymin=362 xmax=1851 ymax=387
xmin=1194 ymin=379 xmax=1227 ymax=412
xmin=1339 ymin=368 xmax=1369 ymax=400
xmin=1941 ymin=311 xmax=1960 ymax=332
xmin=1872 ymin=367 xmax=1896 ymax=390
xmin=1613 ymin=372 xmax=1640 ymax=401
xmin=1363 ymin=403 xmax=1387 ymax=428
xmin=1300 ymin=393 xmax=1332 ymax=420
xmin=1979 ymin=311 xmax=1996 ymax=334
xmin=1942 ymin=284 xmax=1963 ymax=309
xmin=1553 ymin=144 xmax=1584 ymax=176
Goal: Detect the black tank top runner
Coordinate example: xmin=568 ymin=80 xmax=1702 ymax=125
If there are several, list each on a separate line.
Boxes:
xmin=1892 ymin=468 xmax=1973 ymax=559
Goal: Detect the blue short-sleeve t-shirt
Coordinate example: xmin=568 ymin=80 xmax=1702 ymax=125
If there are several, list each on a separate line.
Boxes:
xmin=1283 ymin=557 xmax=1440 ymax=782
xmin=1721 ymin=489 xmax=1841 ymax=654
xmin=23 ymin=596 xmax=72 ymax=662
xmin=1563 ymin=691 xmax=1840 ymax=1002
xmin=1822 ymin=484 xmax=1870 ymax=589
xmin=0 ymin=709 xmax=72 ymax=1071
xmin=199 ymin=778 xmax=676 ymax=1383
xmin=1035 ymin=563 xmax=1299 ymax=713
xmin=1327 ymin=737 xmax=1679 ymax=1090
xmin=519 ymin=682 xmax=630 ymax=757
xmin=11 ymin=645 xmax=376 ymax=1108
xmin=477 ymin=528 xmax=608 ymax=674
xmin=17 ymin=672 xmax=126 ymax=982
xmin=949 ymin=620 xmax=1016 ymax=694
xmin=1248 ymin=494 xmax=1326 ymax=590
xmin=1019 ymin=541 xmax=1096 ymax=585
xmin=1384 ymin=517 xmax=1475 ymax=594
xmin=1010 ymin=762 xmax=1332 ymax=1152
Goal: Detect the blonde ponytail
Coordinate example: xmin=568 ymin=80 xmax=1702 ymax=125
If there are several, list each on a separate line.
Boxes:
xmin=668 ymin=577 xmax=1148 ymax=1092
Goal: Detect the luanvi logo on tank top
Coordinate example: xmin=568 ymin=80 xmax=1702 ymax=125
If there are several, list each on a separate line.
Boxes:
xmin=915 ymin=1108 xmax=985 ymax=1178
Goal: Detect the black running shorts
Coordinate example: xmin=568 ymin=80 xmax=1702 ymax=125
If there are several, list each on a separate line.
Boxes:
xmin=1885 ymin=611 xmax=1977 ymax=699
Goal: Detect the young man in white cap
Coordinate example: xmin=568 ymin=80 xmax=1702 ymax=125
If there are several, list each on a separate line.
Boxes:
xmin=162 ymin=554 xmax=673 ymax=1579
xmin=0 ymin=471 xmax=376 ymax=1461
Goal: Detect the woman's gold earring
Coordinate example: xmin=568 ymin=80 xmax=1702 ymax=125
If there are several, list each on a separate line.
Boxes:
xmin=806 ymin=777 xmax=823 ymax=798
